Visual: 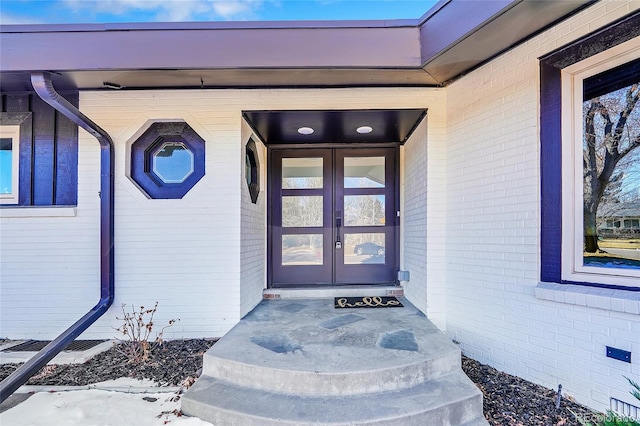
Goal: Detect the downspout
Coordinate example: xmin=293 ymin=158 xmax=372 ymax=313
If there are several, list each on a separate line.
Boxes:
xmin=0 ymin=72 xmax=115 ymax=402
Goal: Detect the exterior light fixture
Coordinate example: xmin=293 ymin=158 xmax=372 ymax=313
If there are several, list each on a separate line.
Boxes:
xmin=297 ymin=127 xmax=314 ymax=135
xmin=356 ymin=126 xmax=373 ymax=134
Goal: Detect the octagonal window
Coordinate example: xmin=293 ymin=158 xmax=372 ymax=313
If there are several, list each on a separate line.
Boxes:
xmin=129 ymin=121 xmax=205 ymax=199
xmin=152 ymin=142 xmax=194 ymax=184
xmin=245 ymin=138 xmax=260 ymax=204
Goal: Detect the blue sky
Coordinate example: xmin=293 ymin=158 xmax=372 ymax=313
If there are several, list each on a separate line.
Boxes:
xmin=0 ymin=0 xmax=440 ymax=25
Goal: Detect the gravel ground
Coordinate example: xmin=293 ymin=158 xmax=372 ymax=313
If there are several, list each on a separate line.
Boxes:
xmin=0 ymin=339 xmax=216 ymax=387
xmin=461 ymin=355 xmax=597 ymax=425
xmin=1 ymin=340 xmax=598 ymax=425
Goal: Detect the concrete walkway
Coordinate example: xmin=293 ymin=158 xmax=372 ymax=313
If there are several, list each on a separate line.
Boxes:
xmin=183 ymin=297 xmax=488 ymax=425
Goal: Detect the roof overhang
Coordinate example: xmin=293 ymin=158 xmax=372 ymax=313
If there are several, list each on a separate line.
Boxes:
xmin=420 ymin=0 xmax=598 ymax=83
xmin=0 ymin=0 xmax=597 ymax=92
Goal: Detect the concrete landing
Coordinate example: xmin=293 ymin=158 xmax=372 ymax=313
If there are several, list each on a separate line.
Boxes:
xmin=182 ymin=298 xmax=488 ymax=425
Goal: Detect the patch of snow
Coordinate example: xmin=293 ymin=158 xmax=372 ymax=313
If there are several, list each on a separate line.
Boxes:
xmin=0 ymin=389 xmax=213 ymax=426
xmin=91 ymin=377 xmax=161 ymax=388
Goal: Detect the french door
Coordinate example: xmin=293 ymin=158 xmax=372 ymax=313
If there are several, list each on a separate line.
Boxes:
xmin=269 ymin=147 xmax=397 ymax=287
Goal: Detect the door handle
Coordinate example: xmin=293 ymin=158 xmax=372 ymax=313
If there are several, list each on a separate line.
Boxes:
xmin=335 ymin=212 xmax=342 ymax=249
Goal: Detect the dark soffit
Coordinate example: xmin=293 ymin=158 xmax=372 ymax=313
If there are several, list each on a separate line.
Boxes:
xmin=243 ymin=109 xmax=427 ymax=145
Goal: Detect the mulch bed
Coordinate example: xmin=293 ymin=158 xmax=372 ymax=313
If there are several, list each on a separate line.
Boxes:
xmin=462 ymin=355 xmax=597 ymax=425
xmin=1 ymin=340 xmax=599 ymax=425
xmin=0 ymin=339 xmax=215 ymax=387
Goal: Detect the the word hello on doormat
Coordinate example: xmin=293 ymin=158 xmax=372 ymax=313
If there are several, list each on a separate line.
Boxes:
xmin=334 ymin=296 xmax=403 ymax=309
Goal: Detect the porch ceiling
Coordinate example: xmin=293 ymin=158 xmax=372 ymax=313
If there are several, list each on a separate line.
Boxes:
xmin=243 ymin=109 xmax=427 ymax=145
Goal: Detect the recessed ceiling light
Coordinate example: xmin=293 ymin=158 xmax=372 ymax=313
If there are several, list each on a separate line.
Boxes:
xmin=297 ymin=127 xmax=314 ymax=135
xmin=356 ymin=126 xmax=373 ymax=134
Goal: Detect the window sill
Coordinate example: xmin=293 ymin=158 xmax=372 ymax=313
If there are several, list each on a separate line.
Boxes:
xmin=0 ymin=206 xmax=77 ymax=218
xmin=535 ymin=282 xmax=640 ymax=314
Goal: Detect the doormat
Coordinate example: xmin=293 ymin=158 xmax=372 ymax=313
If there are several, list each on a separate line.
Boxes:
xmin=335 ymin=296 xmax=403 ymax=309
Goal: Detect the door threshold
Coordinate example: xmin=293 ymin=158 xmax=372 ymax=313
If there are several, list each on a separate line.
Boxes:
xmin=263 ymin=285 xmax=403 ymax=300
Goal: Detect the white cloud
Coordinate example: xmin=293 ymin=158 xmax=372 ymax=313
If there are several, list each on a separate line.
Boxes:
xmin=62 ymin=0 xmax=267 ymax=22
xmin=212 ymin=1 xmax=260 ymax=20
xmin=0 ymin=12 xmax=44 ymax=25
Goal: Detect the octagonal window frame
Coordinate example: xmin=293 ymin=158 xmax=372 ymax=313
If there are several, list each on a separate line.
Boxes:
xmin=130 ymin=121 xmax=205 ymax=199
xmin=245 ymin=138 xmax=260 ymax=204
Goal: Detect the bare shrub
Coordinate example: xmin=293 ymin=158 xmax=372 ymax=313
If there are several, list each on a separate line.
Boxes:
xmin=114 ymin=302 xmax=178 ymax=363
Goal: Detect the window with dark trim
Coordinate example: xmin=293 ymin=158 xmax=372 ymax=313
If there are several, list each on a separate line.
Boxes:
xmin=540 ymin=11 xmax=640 ymax=290
xmin=130 ymin=121 xmax=205 ymax=199
xmin=245 ymin=138 xmax=260 ymax=204
xmin=1 ymin=92 xmax=79 ymax=207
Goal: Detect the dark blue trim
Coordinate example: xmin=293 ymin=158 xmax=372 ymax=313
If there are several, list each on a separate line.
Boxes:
xmin=130 ymin=121 xmax=205 ymax=199
xmin=246 ymin=138 xmax=260 ymax=204
xmin=539 ymin=63 xmax=562 ymax=284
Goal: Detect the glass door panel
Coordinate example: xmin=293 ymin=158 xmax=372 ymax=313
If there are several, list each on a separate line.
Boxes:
xmin=282 ymin=234 xmax=323 ymax=266
xmin=334 ymin=149 xmax=396 ymax=284
xmin=271 ymin=150 xmax=333 ymax=285
xmin=282 ymin=158 xmax=323 ymax=189
xmin=344 ymin=156 xmax=385 ymax=188
xmin=344 ymin=233 xmax=386 ymax=265
xmin=282 ymin=196 xmax=323 ymax=227
xmin=344 ymin=195 xmax=385 ymax=226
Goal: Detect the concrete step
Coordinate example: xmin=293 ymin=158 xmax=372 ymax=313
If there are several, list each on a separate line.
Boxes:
xmin=182 ymin=369 xmax=486 ymax=426
xmin=202 ymin=340 xmax=460 ymax=397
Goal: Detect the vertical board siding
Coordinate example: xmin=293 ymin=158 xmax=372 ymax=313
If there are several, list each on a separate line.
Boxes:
xmin=0 ymin=92 xmax=78 ymax=206
xmin=54 ymin=92 xmax=79 ymax=205
xmin=31 ymin=95 xmax=56 ymax=205
xmin=4 ymin=95 xmax=29 ymax=112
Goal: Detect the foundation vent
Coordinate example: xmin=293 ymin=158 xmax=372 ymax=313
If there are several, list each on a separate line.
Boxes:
xmin=2 ymin=340 xmax=108 ymax=352
xmin=611 ymin=397 xmax=640 ymax=420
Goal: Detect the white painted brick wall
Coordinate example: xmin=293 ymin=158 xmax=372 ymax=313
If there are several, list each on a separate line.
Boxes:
xmin=0 ymin=88 xmax=447 ymax=341
xmin=445 ymin=1 xmax=640 ymax=412
xmin=240 ymin=120 xmax=266 ymax=317
xmin=402 ymin=103 xmax=449 ymax=331
xmin=403 ymin=119 xmax=428 ymax=315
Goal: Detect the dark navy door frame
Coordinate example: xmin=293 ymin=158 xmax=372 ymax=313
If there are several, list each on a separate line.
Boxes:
xmin=267 ymin=145 xmax=399 ymax=288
